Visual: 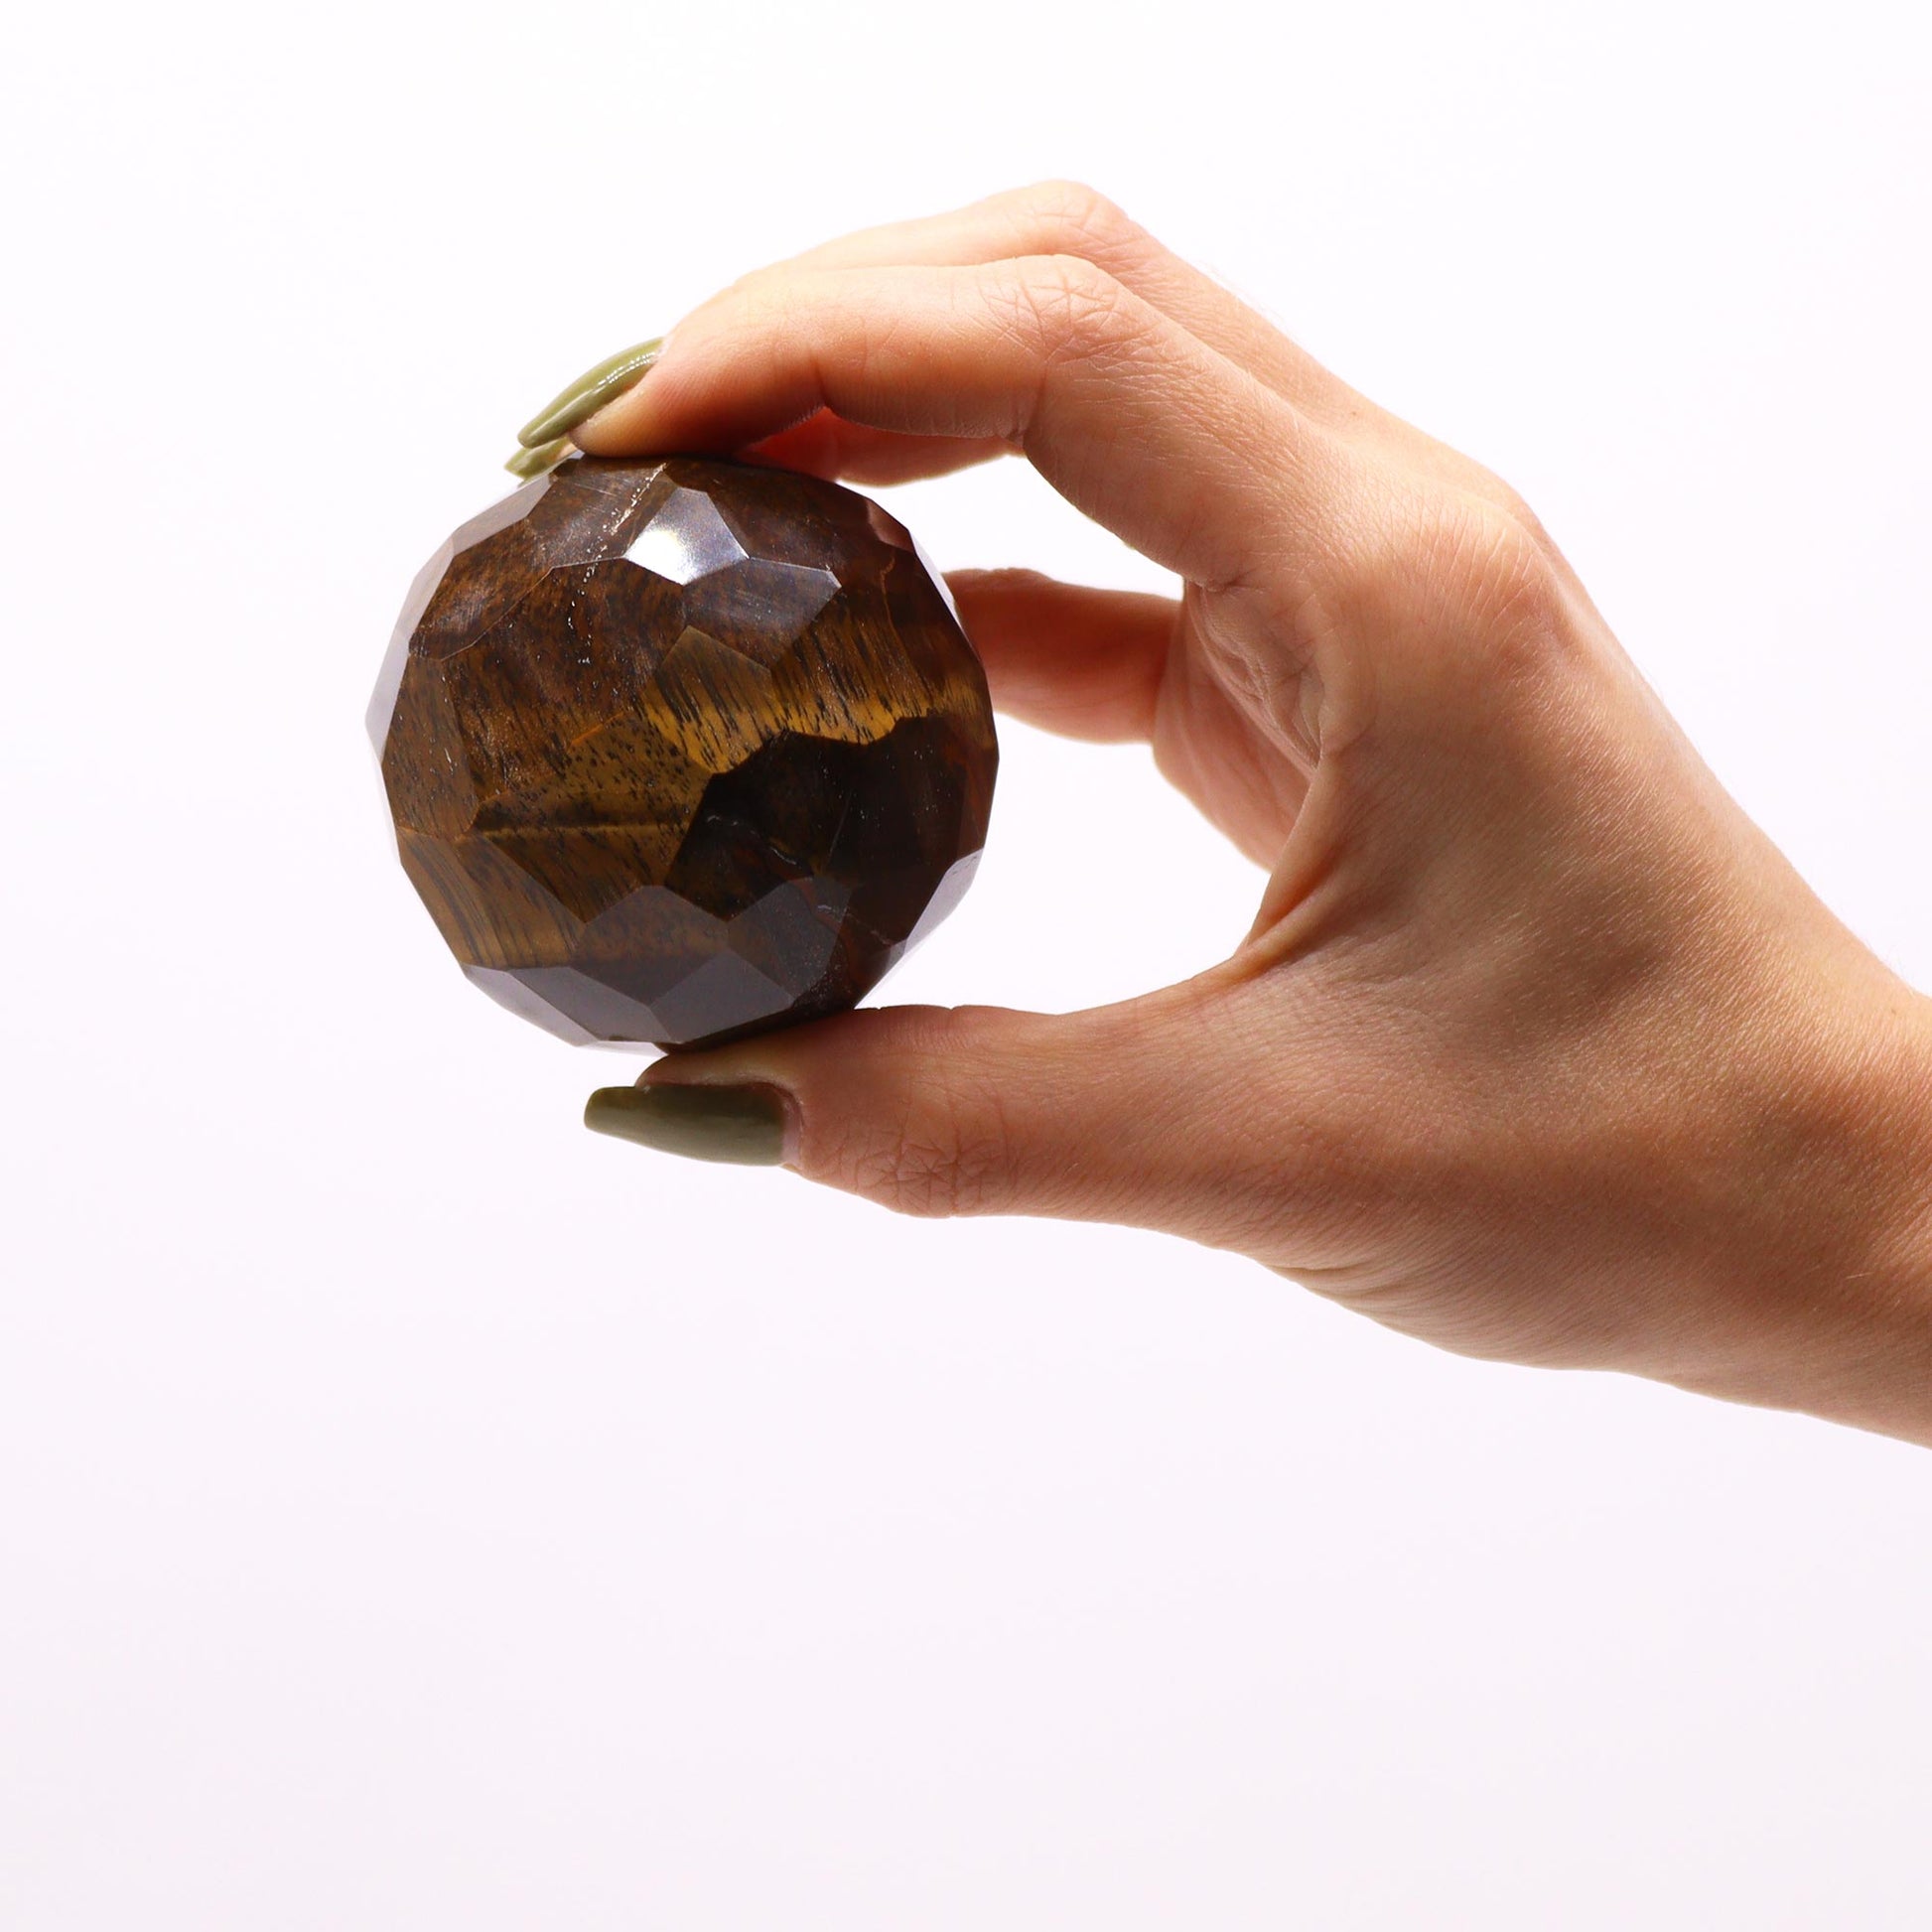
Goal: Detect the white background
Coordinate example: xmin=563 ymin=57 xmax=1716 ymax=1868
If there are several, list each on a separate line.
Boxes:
xmin=3 ymin=1 xmax=1930 ymax=1925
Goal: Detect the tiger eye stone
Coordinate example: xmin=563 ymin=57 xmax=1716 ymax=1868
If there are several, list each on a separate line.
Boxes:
xmin=369 ymin=455 xmax=998 ymax=1048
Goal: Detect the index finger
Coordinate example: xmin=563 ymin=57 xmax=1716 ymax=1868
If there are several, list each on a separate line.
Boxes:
xmin=762 ymin=180 xmax=1363 ymax=429
xmin=571 ymin=254 xmax=1342 ymax=595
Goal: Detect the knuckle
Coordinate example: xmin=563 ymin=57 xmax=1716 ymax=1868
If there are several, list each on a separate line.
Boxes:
xmin=720 ymin=261 xmax=780 ymax=307
xmin=866 ymin=1129 xmax=1007 ymax=1219
xmin=824 ymin=1061 xmax=1015 ymax=1220
xmin=697 ymin=270 xmax=796 ymax=347
xmin=1438 ymin=499 xmax=1563 ymax=639
xmin=997 ymin=253 xmax=1138 ymax=364
xmin=1016 ymin=178 xmax=1139 ymax=256
xmin=1356 ymin=488 xmax=1563 ymax=655
xmin=1489 ymin=482 xmax=1553 ymax=552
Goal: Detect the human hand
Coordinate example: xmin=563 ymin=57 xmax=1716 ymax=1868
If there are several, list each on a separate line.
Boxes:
xmin=563 ymin=183 xmax=1932 ymax=1444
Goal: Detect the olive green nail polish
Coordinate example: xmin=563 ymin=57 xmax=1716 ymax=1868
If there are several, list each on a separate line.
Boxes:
xmin=584 ymin=1082 xmax=789 ymax=1167
xmin=516 ymin=337 xmax=663 ymax=448
xmin=503 ymin=435 xmax=571 ymax=481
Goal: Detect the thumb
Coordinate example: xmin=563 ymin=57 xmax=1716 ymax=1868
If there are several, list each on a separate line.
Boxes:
xmin=583 ymin=984 xmax=1261 ymax=1239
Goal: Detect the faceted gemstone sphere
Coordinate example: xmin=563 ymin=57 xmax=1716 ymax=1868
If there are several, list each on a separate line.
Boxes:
xmin=369 ymin=455 xmax=998 ymax=1048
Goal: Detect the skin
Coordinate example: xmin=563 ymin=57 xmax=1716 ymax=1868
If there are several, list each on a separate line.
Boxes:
xmin=568 ymin=181 xmax=1932 ymax=1447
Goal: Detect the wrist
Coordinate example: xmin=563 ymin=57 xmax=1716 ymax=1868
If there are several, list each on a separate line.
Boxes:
xmin=1825 ymin=989 xmax=1932 ymax=1444
xmin=1683 ymin=974 xmax=1932 ymax=1445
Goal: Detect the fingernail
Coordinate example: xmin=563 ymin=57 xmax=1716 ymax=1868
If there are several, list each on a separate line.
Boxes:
xmin=516 ymin=337 xmax=663 ymax=448
xmin=503 ymin=435 xmax=572 ymax=480
xmin=583 ymin=1082 xmax=791 ymax=1167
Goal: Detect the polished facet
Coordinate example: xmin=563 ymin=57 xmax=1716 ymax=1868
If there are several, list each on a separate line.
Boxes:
xmin=370 ymin=456 xmax=998 ymax=1048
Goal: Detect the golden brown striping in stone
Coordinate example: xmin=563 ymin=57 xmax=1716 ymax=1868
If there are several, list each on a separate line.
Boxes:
xmin=369 ymin=455 xmax=998 ymax=1048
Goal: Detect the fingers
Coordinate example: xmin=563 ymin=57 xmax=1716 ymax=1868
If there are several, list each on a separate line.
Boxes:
xmin=737 ymin=408 xmax=1016 ymax=486
xmin=942 ymin=566 xmax=1314 ymax=862
xmin=931 ymin=568 xmax=1305 ymax=861
xmin=615 ymin=987 xmax=1288 ymax=1245
xmin=672 ymin=179 xmax=1516 ymax=518
xmin=590 ymin=179 xmax=1373 ymax=499
xmin=749 ymin=180 xmax=1365 ymax=430
xmin=573 ymin=255 xmax=1344 ymax=593
xmin=944 ymin=568 xmax=1174 ymax=743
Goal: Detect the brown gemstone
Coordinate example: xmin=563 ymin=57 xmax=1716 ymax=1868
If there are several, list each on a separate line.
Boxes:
xmin=369 ymin=456 xmax=998 ymax=1048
